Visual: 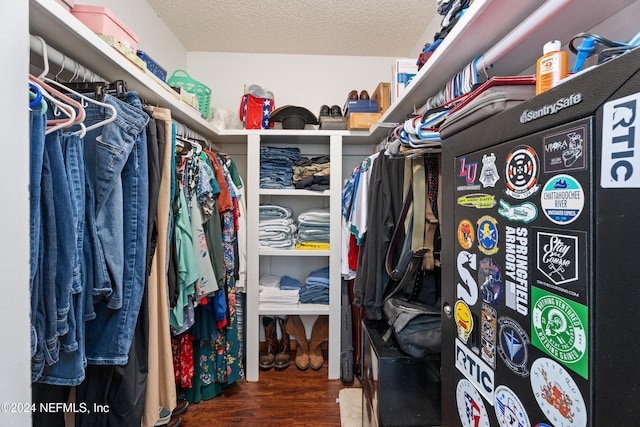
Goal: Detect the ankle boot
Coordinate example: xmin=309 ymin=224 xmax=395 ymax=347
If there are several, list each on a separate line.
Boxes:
xmin=308 ymin=315 xmax=329 ymax=370
xmin=285 ymin=315 xmax=309 ymax=370
xmin=274 ymin=317 xmax=291 ymax=370
xmin=259 ymin=317 xmax=277 ymax=369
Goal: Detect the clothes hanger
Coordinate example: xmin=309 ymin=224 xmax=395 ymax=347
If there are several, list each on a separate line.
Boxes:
xmin=30 ymin=74 xmax=86 ymax=126
xmin=30 ymin=79 xmax=76 ymax=135
xmin=43 ymin=76 xmax=118 ymax=133
xmin=30 ymin=37 xmax=86 ymax=130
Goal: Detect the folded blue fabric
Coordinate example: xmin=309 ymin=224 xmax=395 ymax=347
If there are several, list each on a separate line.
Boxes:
xmin=280 ymin=275 xmax=302 ymax=290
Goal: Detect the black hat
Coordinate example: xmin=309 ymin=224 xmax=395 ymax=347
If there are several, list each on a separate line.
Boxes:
xmin=269 ymin=105 xmax=318 ymax=129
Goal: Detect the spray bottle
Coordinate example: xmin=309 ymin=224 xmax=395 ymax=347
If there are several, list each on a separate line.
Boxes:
xmin=536 ymin=40 xmax=568 ymax=95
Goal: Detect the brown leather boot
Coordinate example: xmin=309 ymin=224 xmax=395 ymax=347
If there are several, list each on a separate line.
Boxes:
xmin=308 ymin=315 xmax=329 ymax=370
xmin=285 ymin=315 xmax=310 ymax=370
xmin=274 ymin=317 xmax=291 ymax=370
xmin=259 ymin=317 xmax=277 ymax=369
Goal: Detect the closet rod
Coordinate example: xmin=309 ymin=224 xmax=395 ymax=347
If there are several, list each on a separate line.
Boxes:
xmin=479 ymin=0 xmax=573 ymax=69
xmin=30 ymin=34 xmax=105 ymax=82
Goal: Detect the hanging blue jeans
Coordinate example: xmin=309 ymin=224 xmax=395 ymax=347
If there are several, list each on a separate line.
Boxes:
xmin=29 ymin=108 xmax=46 ymax=359
xmin=36 ymin=133 xmax=88 ymax=386
xmin=83 ymin=92 xmax=149 ymax=365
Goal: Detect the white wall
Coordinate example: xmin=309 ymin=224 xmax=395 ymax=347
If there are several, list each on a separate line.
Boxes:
xmin=76 ymin=0 xmax=188 ymax=75
xmin=1 ymin=0 xmax=31 ymax=425
xmin=187 ymin=52 xmax=398 ymax=120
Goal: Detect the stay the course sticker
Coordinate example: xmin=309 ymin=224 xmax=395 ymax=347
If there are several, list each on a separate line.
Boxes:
xmin=540 ymin=174 xmax=584 ymax=225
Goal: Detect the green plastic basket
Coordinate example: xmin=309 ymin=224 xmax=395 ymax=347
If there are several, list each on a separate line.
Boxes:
xmin=167 ymin=69 xmax=212 ymax=119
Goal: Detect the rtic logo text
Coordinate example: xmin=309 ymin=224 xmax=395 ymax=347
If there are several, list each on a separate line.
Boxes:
xmin=455 ymin=339 xmax=495 ymax=404
xmin=602 ymin=92 xmax=640 ymax=188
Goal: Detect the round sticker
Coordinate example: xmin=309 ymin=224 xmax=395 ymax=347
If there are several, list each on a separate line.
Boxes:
xmin=530 ymin=358 xmax=587 ymax=427
xmin=477 ymin=216 xmax=499 ymax=255
xmin=494 ymin=385 xmax=531 ymax=427
xmin=456 ymin=379 xmax=491 ymax=427
xmin=540 ymin=174 xmax=584 ymax=225
xmin=458 ymin=219 xmax=475 ymax=249
xmin=497 ymin=316 xmax=530 ymax=377
xmin=505 ymin=145 xmax=540 ymax=199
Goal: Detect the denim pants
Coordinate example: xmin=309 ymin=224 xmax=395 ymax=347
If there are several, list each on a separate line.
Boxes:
xmin=37 ymin=133 xmax=87 ymax=386
xmin=83 ymin=93 xmax=149 ymax=365
xmin=29 ymin=108 xmax=46 ymax=358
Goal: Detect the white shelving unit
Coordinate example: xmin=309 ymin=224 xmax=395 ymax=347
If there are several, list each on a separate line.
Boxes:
xmin=244 ymin=133 xmax=343 ymax=381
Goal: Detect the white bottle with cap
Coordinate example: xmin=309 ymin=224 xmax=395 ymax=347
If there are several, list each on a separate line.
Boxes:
xmin=536 ymin=40 xmax=568 ymax=95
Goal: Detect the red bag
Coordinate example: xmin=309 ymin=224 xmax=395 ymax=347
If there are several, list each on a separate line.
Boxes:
xmin=239 ymin=93 xmax=274 ymax=129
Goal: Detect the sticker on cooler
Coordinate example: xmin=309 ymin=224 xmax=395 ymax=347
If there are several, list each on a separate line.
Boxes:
xmin=456 ymin=378 xmax=491 ymax=427
xmin=540 ymin=174 xmax=584 ymax=225
xmin=494 ymin=385 xmax=531 ymax=427
xmin=530 ymin=357 xmax=587 ymax=427
xmin=601 ymin=92 xmax=640 ymax=188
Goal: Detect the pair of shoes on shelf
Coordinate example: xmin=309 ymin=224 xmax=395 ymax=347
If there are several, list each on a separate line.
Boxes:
xmin=260 ymin=317 xmax=291 ymax=370
xmin=319 ymin=105 xmax=343 ymax=118
xmin=285 ymin=315 xmax=329 ymax=370
xmin=348 ymin=89 xmax=370 ymax=100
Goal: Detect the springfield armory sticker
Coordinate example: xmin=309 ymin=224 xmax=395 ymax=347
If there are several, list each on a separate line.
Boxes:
xmin=504 ymin=226 xmax=529 ymax=316
xmin=455 ymin=338 xmax=495 ymax=405
xmin=543 ymin=126 xmax=587 ymax=173
xmin=505 ymin=145 xmax=540 ymax=200
xmin=458 ymin=193 xmax=497 ymax=209
xmin=531 ymin=286 xmax=588 ymax=379
xmin=540 ymin=174 xmax=585 ymax=225
xmin=456 ymin=379 xmax=491 ymax=427
xmin=601 ymin=92 xmax=640 ymax=188
xmin=535 ymin=229 xmax=587 ymax=302
xmin=479 ymin=153 xmax=500 ymax=187
xmin=498 ymin=199 xmax=538 ymax=223
xmin=530 ymin=358 xmax=587 ymax=427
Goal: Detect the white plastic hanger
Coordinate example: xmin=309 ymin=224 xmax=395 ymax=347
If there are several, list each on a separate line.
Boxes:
xmin=35 ymin=36 xmax=116 ymax=134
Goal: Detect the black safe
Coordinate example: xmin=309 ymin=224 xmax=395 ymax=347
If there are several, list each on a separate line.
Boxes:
xmin=361 ymin=319 xmax=441 ymax=427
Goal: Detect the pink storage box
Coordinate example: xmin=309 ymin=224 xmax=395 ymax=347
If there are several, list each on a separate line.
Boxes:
xmin=71 ymin=4 xmax=139 ymax=51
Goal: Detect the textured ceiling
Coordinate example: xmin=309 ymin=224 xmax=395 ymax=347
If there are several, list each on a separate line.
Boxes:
xmin=146 ymin=0 xmax=440 ymax=56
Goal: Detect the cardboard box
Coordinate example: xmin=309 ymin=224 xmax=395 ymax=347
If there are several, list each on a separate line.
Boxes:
xmin=347 ymin=113 xmax=381 ymax=130
xmin=392 ymin=59 xmax=418 ymax=103
xmin=71 ymin=4 xmax=139 ymax=52
xmin=372 ymin=82 xmax=391 ymax=114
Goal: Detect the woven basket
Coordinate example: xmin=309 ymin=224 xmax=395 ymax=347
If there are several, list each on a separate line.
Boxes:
xmin=167 ymin=69 xmax=211 ymax=119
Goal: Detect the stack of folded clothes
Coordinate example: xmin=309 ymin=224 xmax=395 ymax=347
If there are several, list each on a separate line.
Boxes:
xmin=299 ymin=266 xmax=330 ymax=304
xmin=260 ymin=145 xmax=301 ymax=189
xmin=293 ymin=155 xmax=330 ymax=191
xmin=259 ymin=204 xmax=298 ymax=249
xmin=259 ymin=274 xmax=300 ymax=306
xmin=296 ymin=208 xmax=330 ymax=250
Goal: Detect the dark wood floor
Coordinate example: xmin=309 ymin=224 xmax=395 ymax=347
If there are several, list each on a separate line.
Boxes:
xmin=180 ymin=361 xmax=361 ymax=427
